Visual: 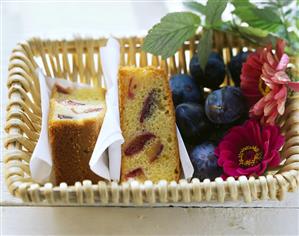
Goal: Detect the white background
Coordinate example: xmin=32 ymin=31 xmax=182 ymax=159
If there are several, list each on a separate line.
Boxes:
xmin=1 ymin=1 xmax=299 ymax=235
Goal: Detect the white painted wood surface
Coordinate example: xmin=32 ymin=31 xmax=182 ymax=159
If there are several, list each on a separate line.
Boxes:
xmin=2 ymin=207 xmax=299 ymax=235
xmin=1 ymin=1 xmax=298 ymax=235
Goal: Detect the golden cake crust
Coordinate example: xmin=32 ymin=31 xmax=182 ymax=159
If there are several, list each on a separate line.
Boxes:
xmin=119 ymin=66 xmax=181 ymax=183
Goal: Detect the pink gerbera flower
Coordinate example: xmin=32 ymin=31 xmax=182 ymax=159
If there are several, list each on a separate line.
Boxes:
xmin=241 ymin=39 xmax=299 ymax=125
xmin=215 ymin=119 xmax=284 ymax=179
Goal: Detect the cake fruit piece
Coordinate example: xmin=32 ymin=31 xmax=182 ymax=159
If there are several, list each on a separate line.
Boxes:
xmin=119 ymin=66 xmax=181 ymax=183
xmin=48 ymin=84 xmax=106 ymax=185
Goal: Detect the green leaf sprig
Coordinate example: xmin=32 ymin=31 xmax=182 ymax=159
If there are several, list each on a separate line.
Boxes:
xmin=143 ymin=0 xmax=228 ymax=70
xmin=142 ymin=0 xmax=299 ymax=71
xmin=197 ymin=0 xmax=228 ymax=69
xmin=142 ymin=12 xmax=201 ymax=59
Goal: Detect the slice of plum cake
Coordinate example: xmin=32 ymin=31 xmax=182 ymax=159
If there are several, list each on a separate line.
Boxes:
xmin=119 ymin=67 xmax=181 ymax=183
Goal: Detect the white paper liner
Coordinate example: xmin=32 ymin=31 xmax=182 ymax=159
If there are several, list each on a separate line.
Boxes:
xmin=176 ymin=126 xmax=194 ymax=180
xmin=30 ymin=37 xmax=194 ymax=183
xmin=29 ymin=70 xmax=52 ymax=183
xmin=89 ymin=38 xmax=124 ymax=181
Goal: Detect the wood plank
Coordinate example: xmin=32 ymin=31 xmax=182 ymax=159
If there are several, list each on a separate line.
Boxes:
xmin=1 ymin=207 xmax=299 ymax=235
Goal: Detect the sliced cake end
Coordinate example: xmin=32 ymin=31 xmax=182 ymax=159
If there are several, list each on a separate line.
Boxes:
xmin=49 ymin=85 xmax=106 ymax=185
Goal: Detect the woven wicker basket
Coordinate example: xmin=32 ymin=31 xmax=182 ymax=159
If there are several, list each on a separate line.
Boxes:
xmin=4 ymin=31 xmax=299 ymax=205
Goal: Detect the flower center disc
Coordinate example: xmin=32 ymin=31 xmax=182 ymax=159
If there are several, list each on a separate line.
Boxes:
xmin=238 ymin=145 xmax=263 ymax=168
xmin=258 ymin=79 xmax=271 ymax=96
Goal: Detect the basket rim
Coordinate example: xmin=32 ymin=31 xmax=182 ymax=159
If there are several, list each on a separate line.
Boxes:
xmin=4 ymin=34 xmax=299 ymax=205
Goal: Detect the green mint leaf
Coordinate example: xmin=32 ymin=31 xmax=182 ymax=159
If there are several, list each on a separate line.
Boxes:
xmin=142 ymin=12 xmax=201 ymax=59
xmin=227 ymin=23 xmax=281 ymax=47
xmin=197 ymin=29 xmax=213 ymax=70
xmin=232 ymin=0 xmax=282 ymax=32
xmin=205 ymin=0 xmax=228 ymax=26
xmin=183 ymin=1 xmax=205 ymax=14
xmin=235 ymin=26 xmax=279 ymax=46
xmin=251 ymin=7 xmax=282 ymax=29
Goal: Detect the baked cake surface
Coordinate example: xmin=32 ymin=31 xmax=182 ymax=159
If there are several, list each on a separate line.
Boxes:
xmin=49 ymin=85 xmax=106 ymax=185
xmin=119 ymin=66 xmax=181 ymax=183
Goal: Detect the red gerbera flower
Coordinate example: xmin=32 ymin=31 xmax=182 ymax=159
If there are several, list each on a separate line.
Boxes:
xmin=240 ymin=49 xmax=268 ymax=107
xmin=215 ymin=119 xmax=284 ymax=179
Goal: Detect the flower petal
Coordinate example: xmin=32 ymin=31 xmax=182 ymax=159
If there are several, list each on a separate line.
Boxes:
xmin=276 ymin=39 xmax=285 ymax=59
xmin=266 ymin=52 xmax=276 ymax=68
xmin=263 ymin=62 xmax=276 ymax=77
xmin=274 ymin=86 xmax=287 ymax=100
xmin=267 ymin=151 xmax=282 ymax=167
xmin=277 ymin=98 xmax=286 ymax=115
xmin=265 ymin=113 xmax=277 ymax=125
xmin=287 ymin=82 xmax=299 ymax=92
xmin=273 ymin=71 xmax=291 ymax=84
xmin=276 ymin=54 xmax=289 ymax=71
xmin=264 ymin=100 xmax=277 ymax=116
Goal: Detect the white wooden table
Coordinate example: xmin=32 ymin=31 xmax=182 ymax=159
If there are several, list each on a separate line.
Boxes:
xmin=1 ymin=1 xmax=298 ymax=235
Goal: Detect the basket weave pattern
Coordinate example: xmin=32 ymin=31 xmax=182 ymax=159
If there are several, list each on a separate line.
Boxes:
xmin=4 ymin=32 xmax=299 ymax=204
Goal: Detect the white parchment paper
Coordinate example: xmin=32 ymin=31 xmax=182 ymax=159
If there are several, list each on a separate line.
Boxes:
xmin=176 ymin=126 xmax=194 ymax=180
xmin=89 ymin=38 xmax=124 ymax=181
xmin=29 ymin=70 xmax=52 ymax=183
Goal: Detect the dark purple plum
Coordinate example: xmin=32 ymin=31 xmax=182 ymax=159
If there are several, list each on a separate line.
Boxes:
xmin=209 ymin=51 xmax=224 ymax=62
xmin=169 ymin=74 xmax=204 ymax=107
xmin=205 ymin=86 xmax=247 ymax=124
xmin=176 ymin=103 xmax=211 ymax=144
xmin=189 ymin=55 xmax=204 ymax=81
xmin=204 ymin=57 xmax=226 ymax=90
xmin=190 ymin=142 xmax=222 ymax=181
xmin=228 ymin=51 xmax=250 ymax=86
xmin=189 ymin=52 xmax=225 ymax=90
xmin=208 ymin=115 xmax=249 ymax=143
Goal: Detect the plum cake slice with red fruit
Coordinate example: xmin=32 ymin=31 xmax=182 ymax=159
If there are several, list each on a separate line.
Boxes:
xmin=48 ymin=84 xmax=106 ymax=185
xmin=119 ymin=66 xmax=181 ymax=183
